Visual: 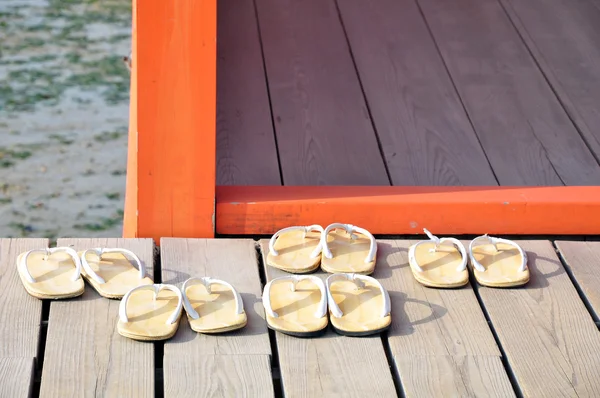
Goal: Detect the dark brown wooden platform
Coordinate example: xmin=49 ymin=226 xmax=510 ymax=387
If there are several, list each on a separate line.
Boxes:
xmin=2 ymin=237 xmax=600 ymax=397
xmin=216 ymin=0 xmax=600 ymax=186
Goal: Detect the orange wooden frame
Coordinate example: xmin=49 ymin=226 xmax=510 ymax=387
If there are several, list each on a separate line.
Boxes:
xmin=124 ymin=0 xmax=600 ymax=242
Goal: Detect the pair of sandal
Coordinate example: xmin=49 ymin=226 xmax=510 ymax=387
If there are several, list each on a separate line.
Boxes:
xmin=267 ymin=223 xmax=377 ymax=274
xmin=17 ymin=246 xmax=152 ymax=300
xmin=262 ymin=273 xmax=391 ymax=337
xmin=118 ymin=277 xmax=247 ymax=341
xmin=408 ymin=229 xmax=529 ymax=288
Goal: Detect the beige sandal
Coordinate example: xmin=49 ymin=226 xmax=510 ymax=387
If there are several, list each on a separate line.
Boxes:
xmin=408 ymin=229 xmax=469 ymax=288
xmin=262 ymin=275 xmax=328 ymax=337
xmin=266 ymin=225 xmax=324 ymax=273
xmin=80 ymin=248 xmax=153 ymax=299
xmin=17 ymin=247 xmax=85 ymax=300
xmin=320 ymin=223 xmax=377 ymax=274
xmin=468 ymin=235 xmax=529 ymax=287
xmin=326 ymin=273 xmax=391 ymax=336
xmin=117 ymin=284 xmax=183 ymax=341
xmin=181 ymin=277 xmax=247 ymax=334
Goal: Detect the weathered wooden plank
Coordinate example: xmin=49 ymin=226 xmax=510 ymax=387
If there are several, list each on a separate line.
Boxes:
xmin=164 ymin=354 xmax=273 ymax=398
xmin=500 ymin=0 xmax=600 ymax=162
xmin=160 ymin=238 xmax=273 ymax=397
xmin=395 ymin=355 xmax=512 ymax=397
xmin=0 ymin=357 xmax=34 ymax=397
xmin=337 ymin=0 xmax=498 ymax=186
xmin=259 ymin=240 xmax=397 ymax=397
xmin=254 ymin=0 xmax=389 ymax=185
xmin=216 ymin=0 xmax=281 ymax=186
xmin=417 ymin=0 xmax=600 ymax=185
xmin=476 ymin=240 xmax=600 ymax=396
xmin=0 ymin=238 xmax=47 ymax=358
xmin=555 ymin=240 xmax=600 ymax=322
xmin=375 ymin=240 xmax=513 ymax=397
xmin=40 ymin=238 xmax=155 ymax=398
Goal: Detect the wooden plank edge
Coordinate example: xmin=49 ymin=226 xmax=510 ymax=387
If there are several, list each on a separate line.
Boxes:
xmin=216 ymin=186 xmax=600 ymax=235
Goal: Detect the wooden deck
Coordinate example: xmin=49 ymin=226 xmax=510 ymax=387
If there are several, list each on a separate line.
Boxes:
xmin=216 ymin=0 xmax=600 ymax=186
xmin=2 ymin=237 xmax=600 ymax=397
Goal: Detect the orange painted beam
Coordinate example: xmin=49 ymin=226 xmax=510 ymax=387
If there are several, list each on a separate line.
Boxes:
xmin=134 ymin=0 xmax=217 ymax=241
xmin=216 ymin=186 xmax=600 ymax=235
xmin=123 ymin=0 xmax=138 ymax=238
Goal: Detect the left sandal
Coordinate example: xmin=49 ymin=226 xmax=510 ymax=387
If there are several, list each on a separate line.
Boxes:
xmin=326 ymin=273 xmax=391 ymax=336
xmin=408 ymin=229 xmax=469 ymax=288
xmin=17 ymin=247 xmax=85 ymax=300
xmin=181 ymin=277 xmax=247 ymax=334
xmin=117 ymin=284 xmax=183 ymax=341
xmin=79 ymin=248 xmax=154 ymax=299
xmin=320 ymin=223 xmax=377 ymax=275
xmin=468 ymin=235 xmax=529 ymax=288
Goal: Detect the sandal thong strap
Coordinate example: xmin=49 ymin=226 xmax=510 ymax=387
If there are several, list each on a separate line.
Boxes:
xmin=19 ymin=247 xmax=82 ymax=284
xmin=268 ymin=225 xmax=324 ymax=258
xmin=262 ymin=275 xmax=327 ymax=319
xmin=468 ymin=235 xmax=528 ymax=273
xmin=326 ymin=273 xmax=390 ymax=318
xmin=181 ymin=276 xmax=244 ymax=320
xmin=81 ymin=248 xmax=146 ymax=285
xmin=119 ymin=284 xmax=183 ymax=325
xmin=321 ymin=223 xmax=377 ymax=263
xmin=408 ymin=229 xmax=467 ymax=273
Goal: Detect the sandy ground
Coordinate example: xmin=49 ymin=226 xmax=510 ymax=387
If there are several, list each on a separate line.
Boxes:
xmin=0 ymin=0 xmax=131 ymax=241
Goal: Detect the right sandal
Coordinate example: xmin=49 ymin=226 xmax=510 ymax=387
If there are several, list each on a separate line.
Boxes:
xmin=320 ymin=223 xmax=377 ymax=275
xmin=326 ymin=273 xmax=391 ymax=336
xmin=262 ymin=275 xmax=328 ymax=337
xmin=468 ymin=235 xmax=529 ymax=287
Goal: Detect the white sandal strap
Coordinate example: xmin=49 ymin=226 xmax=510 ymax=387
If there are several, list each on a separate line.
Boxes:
xmin=81 ymin=248 xmax=145 ymax=285
xmin=268 ymin=225 xmax=324 ymax=258
xmin=468 ymin=235 xmax=528 ymax=273
xmin=181 ymin=277 xmax=244 ymax=320
xmin=326 ymin=273 xmax=390 ymax=318
xmin=19 ymin=247 xmax=82 ymax=284
xmin=119 ymin=284 xmax=183 ymax=325
xmin=262 ymin=275 xmax=327 ymax=319
xmin=321 ymin=223 xmax=377 ymax=263
xmin=408 ymin=229 xmax=468 ymax=273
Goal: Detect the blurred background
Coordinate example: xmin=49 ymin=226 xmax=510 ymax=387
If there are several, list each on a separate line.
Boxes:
xmin=0 ymin=0 xmax=131 ymax=242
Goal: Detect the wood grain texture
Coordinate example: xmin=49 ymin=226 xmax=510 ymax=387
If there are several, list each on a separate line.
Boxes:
xmin=374 ymin=240 xmax=513 ymax=397
xmin=254 ymin=0 xmax=389 ymax=185
xmin=160 ymin=238 xmax=273 ymax=397
xmin=396 ymin=355 xmax=512 ymax=398
xmin=500 ymin=0 xmax=600 ymax=162
xmin=40 ymin=238 xmax=155 ymax=398
xmin=216 ymin=0 xmax=281 ymax=186
xmin=337 ymin=0 xmax=498 ymax=186
xmin=259 ymin=240 xmax=397 ymax=398
xmin=0 ymin=357 xmax=34 ymax=398
xmin=555 ymin=240 xmax=600 ymax=322
xmin=0 ymin=238 xmax=47 ymax=357
xmin=164 ymin=355 xmax=274 ymax=398
xmin=476 ymin=240 xmax=600 ymax=397
xmin=417 ymin=0 xmax=600 ymax=185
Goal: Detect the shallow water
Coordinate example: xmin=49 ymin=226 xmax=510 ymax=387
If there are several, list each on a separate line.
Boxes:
xmin=0 ymin=0 xmax=131 ymax=240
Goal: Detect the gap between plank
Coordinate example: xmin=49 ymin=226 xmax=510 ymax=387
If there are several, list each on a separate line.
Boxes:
xmin=496 ymin=0 xmax=600 ymax=168
xmin=468 ymin=273 xmax=524 ymax=398
xmin=254 ymin=243 xmax=284 ymax=398
xmin=154 ymin=245 xmax=164 ymax=398
xmin=381 ymin=333 xmax=405 ymax=398
xmin=333 ymin=0 xmax=393 ymax=186
xmin=552 ymin=241 xmax=600 ymax=329
xmin=251 ymin=0 xmax=286 ymax=186
xmin=30 ymin=300 xmax=50 ymax=398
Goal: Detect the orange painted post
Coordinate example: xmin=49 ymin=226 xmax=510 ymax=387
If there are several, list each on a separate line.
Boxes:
xmin=130 ymin=0 xmax=217 ymax=242
xmin=123 ymin=0 xmax=138 ymax=238
xmin=216 ymin=186 xmax=600 ymax=235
